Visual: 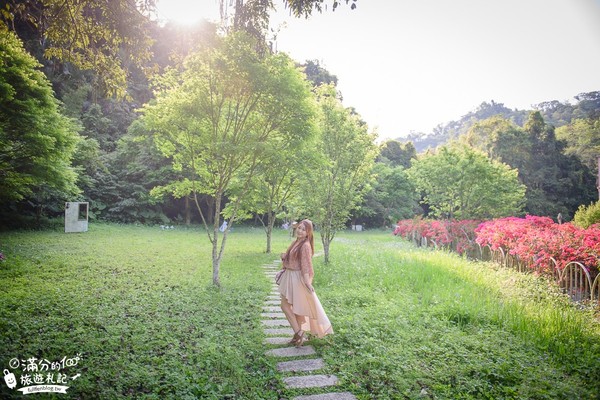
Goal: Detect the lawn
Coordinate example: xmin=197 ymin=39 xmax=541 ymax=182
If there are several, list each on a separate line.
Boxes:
xmin=0 ymin=224 xmax=599 ymax=399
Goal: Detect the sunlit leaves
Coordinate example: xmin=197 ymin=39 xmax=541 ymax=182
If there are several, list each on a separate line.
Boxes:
xmin=407 ymin=144 xmax=526 ymax=220
xmin=0 ymin=27 xmax=80 ymax=204
xmin=1 ymin=0 xmax=156 ymax=99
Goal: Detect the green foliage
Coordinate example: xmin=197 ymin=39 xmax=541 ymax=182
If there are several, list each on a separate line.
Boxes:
xmin=521 ymin=111 xmax=596 ymax=219
xmin=556 ymin=117 xmax=600 ymax=171
xmin=377 ymin=139 xmax=416 ymax=168
xmin=141 ymin=32 xmax=316 ymax=284
xmin=407 ymin=143 xmax=526 ymax=219
xmin=301 ymin=59 xmax=338 ymax=87
xmin=573 ymin=201 xmax=600 ymax=228
xmin=0 ymin=224 xmax=281 ymax=399
xmin=0 ymin=27 xmax=81 ymax=206
xmin=2 ymin=226 xmax=598 ymax=398
xmin=1 ymin=0 xmax=156 ymax=99
xmin=316 ymin=232 xmax=600 ymax=399
xmin=460 ymin=113 xmax=596 ymax=220
xmin=359 ymin=163 xmax=420 ymax=227
xmin=298 ymin=84 xmax=378 ymax=261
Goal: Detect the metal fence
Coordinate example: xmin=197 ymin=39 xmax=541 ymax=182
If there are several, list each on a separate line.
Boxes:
xmin=407 ymin=232 xmax=600 ymax=308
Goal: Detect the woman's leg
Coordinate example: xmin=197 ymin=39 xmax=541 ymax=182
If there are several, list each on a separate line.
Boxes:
xmin=295 ymin=314 xmax=306 ymax=332
xmin=280 ymin=295 xmax=300 ymax=333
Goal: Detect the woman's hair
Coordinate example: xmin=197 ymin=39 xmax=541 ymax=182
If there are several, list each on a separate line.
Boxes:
xmin=285 ymin=219 xmax=315 ymax=259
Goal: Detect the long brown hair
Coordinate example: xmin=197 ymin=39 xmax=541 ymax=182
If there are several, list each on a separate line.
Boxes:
xmin=284 ymin=219 xmax=315 ymax=260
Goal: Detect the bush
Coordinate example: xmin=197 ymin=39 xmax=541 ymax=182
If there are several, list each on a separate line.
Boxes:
xmin=573 ymin=201 xmax=600 ymax=228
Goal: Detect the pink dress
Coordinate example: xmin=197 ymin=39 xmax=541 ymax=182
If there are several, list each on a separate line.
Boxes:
xmin=278 ymin=241 xmax=333 ymax=338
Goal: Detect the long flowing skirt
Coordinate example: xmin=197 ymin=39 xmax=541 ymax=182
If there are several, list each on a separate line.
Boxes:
xmin=278 ymin=269 xmax=333 ymax=338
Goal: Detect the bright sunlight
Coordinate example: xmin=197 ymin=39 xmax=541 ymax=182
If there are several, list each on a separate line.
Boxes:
xmin=155 ymin=0 xmax=221 ymax=25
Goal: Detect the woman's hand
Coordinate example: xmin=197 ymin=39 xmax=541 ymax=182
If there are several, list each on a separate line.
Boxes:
xmin=304 ymin=282 xmax=315 ymax=293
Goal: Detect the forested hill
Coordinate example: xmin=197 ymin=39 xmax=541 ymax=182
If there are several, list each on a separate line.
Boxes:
xmin=402 ymin=92 xmax=600 ymax=152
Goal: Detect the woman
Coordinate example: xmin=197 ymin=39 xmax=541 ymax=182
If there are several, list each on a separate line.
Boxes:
xmin=277 ymin=219 xmax=333 ymax=347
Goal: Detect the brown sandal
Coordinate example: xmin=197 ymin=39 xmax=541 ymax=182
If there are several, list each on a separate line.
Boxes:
xmin=288 ymin=331 xmax=301 ymax=344
xmin=294 ymin=330 xmax=306 ymax=347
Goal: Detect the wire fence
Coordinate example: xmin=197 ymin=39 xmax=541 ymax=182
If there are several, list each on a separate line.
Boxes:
xmin=403 ymin=232 xmax=600 ymax=309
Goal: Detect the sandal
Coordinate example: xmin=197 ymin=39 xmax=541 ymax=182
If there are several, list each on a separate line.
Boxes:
xmin=288 ymin=331 xmax=302 ymax=344
xmin=294 ymin=330 xmax=306 ymax=347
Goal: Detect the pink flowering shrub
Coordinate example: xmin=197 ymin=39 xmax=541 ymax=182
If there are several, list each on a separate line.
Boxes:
xmin=475 ymin=216 xmax=600 ymax=277
xmin=394 ymin=216 xmax=600 ymax=278
xmin=393 ymin=218 xmax=481 ymax=255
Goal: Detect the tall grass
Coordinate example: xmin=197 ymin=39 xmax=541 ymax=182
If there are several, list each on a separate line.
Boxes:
xmin=313 ymin=231 xmax=600 ymax=399
xmin=0 ymin=225 xmax=598 ymax=399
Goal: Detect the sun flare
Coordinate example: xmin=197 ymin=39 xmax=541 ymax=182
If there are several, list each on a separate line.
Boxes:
xmin=155 ymin=0 xmax=221 ymax=26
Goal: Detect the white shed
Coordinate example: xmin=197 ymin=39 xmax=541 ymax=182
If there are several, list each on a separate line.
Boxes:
xmin=65 ymin=202 xmax=89 ymax=233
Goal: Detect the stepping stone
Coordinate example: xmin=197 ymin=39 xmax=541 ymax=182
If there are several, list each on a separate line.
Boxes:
xmin=261 ymin=319 xmax=289 ymax=327
xmin=262 ymin=306 xmax=281 ymax=312
xmin=261 ymin=312 xmax=286 ymax=318
xmin=264 ymin=327 xmax=294 ymax=335
xmin=265 ymin=336 xmax=293 ymax=345
xmin=283 ymin=374 xmax=338 ymax=389
xmin=265 ymin=300 xmax=281 ymax=305
xmin=265 ymin=346 xmax=316 ymax=357
xmin=277 ymin=358 xmax=325 ymax=372
xmin=293 ymin=392 xmax=357 ymax=400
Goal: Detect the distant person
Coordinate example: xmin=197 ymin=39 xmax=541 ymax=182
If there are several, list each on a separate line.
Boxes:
xmin=219 ymin=220 xmax=228 ymax=232
xmin=276 ymin=219 xmax=333 ymax=346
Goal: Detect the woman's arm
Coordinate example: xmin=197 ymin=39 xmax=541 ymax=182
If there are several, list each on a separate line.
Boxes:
xmin=300 ymin=242 xmax=314 ymax=292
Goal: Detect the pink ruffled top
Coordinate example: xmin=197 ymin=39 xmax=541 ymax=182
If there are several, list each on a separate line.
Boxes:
xmin=282 ymin=240 xmax=314 ymax=281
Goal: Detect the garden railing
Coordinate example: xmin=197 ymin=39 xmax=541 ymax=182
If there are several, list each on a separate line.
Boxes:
xmin=399 ymin=230 xmax=600 ymax=308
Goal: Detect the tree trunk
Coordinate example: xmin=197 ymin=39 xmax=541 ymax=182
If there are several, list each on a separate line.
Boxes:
xmin=265 ymin=211 xmax=274 ymax=253
xmin=321 ymin=232 xmax=331 ymax=264
xmin=212 ymin=236 xmax=221 ymax=287
xmin=185 ymin=196 xmax=191 ymax=225
xmin=211 ymin=195 xmax=222 ymax=287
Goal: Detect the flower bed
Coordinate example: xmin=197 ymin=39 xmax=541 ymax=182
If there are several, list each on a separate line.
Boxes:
xmin=393 ymin=218 xmax=481 ymax=256
xmin=475 ymin=216 xmax=600 ymax=278
xmin=394 ymin=216 xmax=600 ymax=279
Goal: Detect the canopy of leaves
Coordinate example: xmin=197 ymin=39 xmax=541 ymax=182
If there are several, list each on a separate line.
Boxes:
xmin=1 ymin=0 xmax=156 ymax=99
xmin=0 ymin=27 xmax=80 ymax=205
xmin=298 ymin=84 xmax=378 ymax=252
xmin=406 ymin=144 xmax=526 ymax=220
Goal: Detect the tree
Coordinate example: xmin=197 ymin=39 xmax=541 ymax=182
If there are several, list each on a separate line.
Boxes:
xmin=242 ymin=132 xmax=316 ymax=253
xmin=461 ymin=113 xmax=596 ymax=220
xmin=283 ymin=0 xmax=358 ymax=16
xmin=0 ymin=27 xmax=80 ymax=210
xmin=1 ymin=0 xmax=156 ymax=99
xmin=140 ymin=32 xmax=315 ymax=286
xmin=378 ymin=139 xmax=416 ymax=168
xmin=359 ymin=162 xmax=420 ymax=228
xmin=299 ymin=84 xmax=377 ymax=263
xmin=406 ymin=144 xmax=526 ymax=220
xmin=301 ymin=59 xmax=338 ymax=87
xmin=556 ymin=118 xmax=600 ymax=172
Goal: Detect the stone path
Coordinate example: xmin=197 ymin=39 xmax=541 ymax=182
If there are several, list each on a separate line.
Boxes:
xmin=261 ymin=261 xmax=357 ymax=400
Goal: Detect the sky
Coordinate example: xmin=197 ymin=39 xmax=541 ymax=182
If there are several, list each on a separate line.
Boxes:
xmin=156 ymin=0 xmax=600 ymax=141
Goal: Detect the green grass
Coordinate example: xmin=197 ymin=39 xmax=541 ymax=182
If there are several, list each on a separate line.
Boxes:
xmin=0 ymin=225 xmax=599 ymax=399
